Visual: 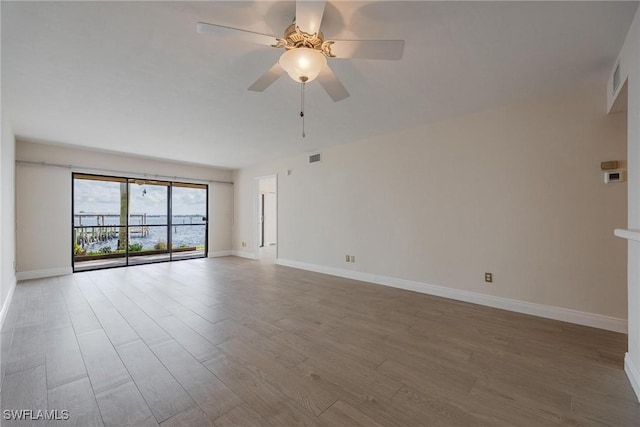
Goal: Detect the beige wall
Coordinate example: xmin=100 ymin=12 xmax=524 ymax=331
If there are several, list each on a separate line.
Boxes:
xmin=234 ymin=83 xmax=628 ymax=321
xmin=15 ymin=141 xmax=233 ymax=276
xmin=1 ymin=112 xmax=16 ymax=320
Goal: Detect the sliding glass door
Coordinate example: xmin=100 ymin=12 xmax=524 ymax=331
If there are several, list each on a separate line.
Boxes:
xmin=73 ymin=174 xmax=208 ymax=272
xmin=171 ymin=183 xmax=208 ymax=260
xmin=73 ymin=175 xmax=129 ymax=270
xmin=128 ymin=179 xmax=170 ymax=265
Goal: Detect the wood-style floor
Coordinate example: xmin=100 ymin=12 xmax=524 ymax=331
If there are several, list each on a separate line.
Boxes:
xmin=1 ymin=257 xmax=638 ymax=426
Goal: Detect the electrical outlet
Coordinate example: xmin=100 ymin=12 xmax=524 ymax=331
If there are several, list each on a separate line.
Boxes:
xmin=345 ymin=255 xmax=351 ymax=262
xmin=351 ymin=256 xmax=355 ymax=263
xmin=241 ymin=241 xmax=246 ymax=247
xmin=485 ymin=272 xmax=493 ymax=283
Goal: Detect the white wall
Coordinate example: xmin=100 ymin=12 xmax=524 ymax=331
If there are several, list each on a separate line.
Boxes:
xmin=15 ymin=141 xmax=233 ymax=277
xmin=0 ymin=112 xmax=16 ymax=326
xmin=264 ymin=192 xmax=277 ymax=246
xmin=234 ymin=83 xmax=627 ymax=330
xmin=611 ymin=6 xmax=640 ymax=402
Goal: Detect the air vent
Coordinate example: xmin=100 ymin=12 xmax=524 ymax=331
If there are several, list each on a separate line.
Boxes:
xmin=309 ymin=153 xmax=321 ymax=164
xmin=613 ymin=62 xmax=621 ymax=92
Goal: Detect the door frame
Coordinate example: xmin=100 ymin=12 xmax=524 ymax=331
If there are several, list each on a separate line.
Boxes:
xmin=254 ymin=174 xmax=277 ymax=260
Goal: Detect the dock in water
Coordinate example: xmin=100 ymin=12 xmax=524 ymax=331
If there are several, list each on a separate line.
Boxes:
xmin=74 ymin=213 xmax=150 ymax=249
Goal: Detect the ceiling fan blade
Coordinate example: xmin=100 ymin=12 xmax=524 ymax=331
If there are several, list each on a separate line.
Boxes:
xmin=317 ymin=66 xmax=349 ymax=102
xmin=295 ymin=1 xmax=326 ymax=35
xmin=330 ymin=39 xmax=405 ymax=60
xmin=248 ymin=63 xmax=285 ymax=92
xmin=197 ymin=22 xmax=276 ymax=46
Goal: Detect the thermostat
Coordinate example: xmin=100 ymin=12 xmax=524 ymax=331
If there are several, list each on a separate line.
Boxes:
xmin=604 ymin=171 xmax=624 ymax=183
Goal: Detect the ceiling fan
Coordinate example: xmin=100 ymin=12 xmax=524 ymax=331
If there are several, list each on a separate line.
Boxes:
xmin=196 ymin=1 xmax=405 ymax=103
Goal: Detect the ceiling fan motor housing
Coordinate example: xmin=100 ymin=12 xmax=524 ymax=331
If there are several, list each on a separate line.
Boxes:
xmin=275 ymin=23 xmax=335 ymax=57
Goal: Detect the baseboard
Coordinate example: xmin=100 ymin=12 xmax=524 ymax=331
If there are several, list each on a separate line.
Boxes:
xmin=208 ymin=250 xmax=233 ymax=258
xmin=625 ymin=353 xmax=640 ymax=402
xmin=232 ymin=250 xmax=257 ymax=260
xmin=16 ymin=267 xmax=73 ymax=281
xmin=0 ymin=277 xmax=16 ymax=331
xmin=276 ymin=259 xmax=627 ymax=334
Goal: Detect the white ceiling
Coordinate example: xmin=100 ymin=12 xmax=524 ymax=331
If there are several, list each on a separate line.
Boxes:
xmin=2 ymin=1 xmax=638 ymax=169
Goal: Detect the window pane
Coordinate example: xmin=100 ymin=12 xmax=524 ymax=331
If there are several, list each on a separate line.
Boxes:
xmin=73 ymin=176 xmax=128 ymax=270
xmin=129 ymin=180 xmax=168 ymax=225
xmin=171 ymin=185 xmax=207 ymax=259
xmin=128 ymin=225 xmax=170 ymax=265
xmin=172 ymin=225 xmax=206 ymax=260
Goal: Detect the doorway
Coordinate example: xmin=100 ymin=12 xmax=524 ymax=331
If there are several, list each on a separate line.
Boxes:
xmin=256 ymin=175 xmax=277 ymax=263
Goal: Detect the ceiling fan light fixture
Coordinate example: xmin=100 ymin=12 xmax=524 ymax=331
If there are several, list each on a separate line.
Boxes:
xmin=279 ymin=47 xmax=327 ymax=83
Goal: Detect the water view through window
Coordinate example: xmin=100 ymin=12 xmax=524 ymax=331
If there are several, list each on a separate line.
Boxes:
xmin=73 ymin=173 xmax=208 ymax=271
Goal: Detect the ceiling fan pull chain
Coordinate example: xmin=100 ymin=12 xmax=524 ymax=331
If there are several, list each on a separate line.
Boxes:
xmin=300 ymin=80 xmax=306 ymax=138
